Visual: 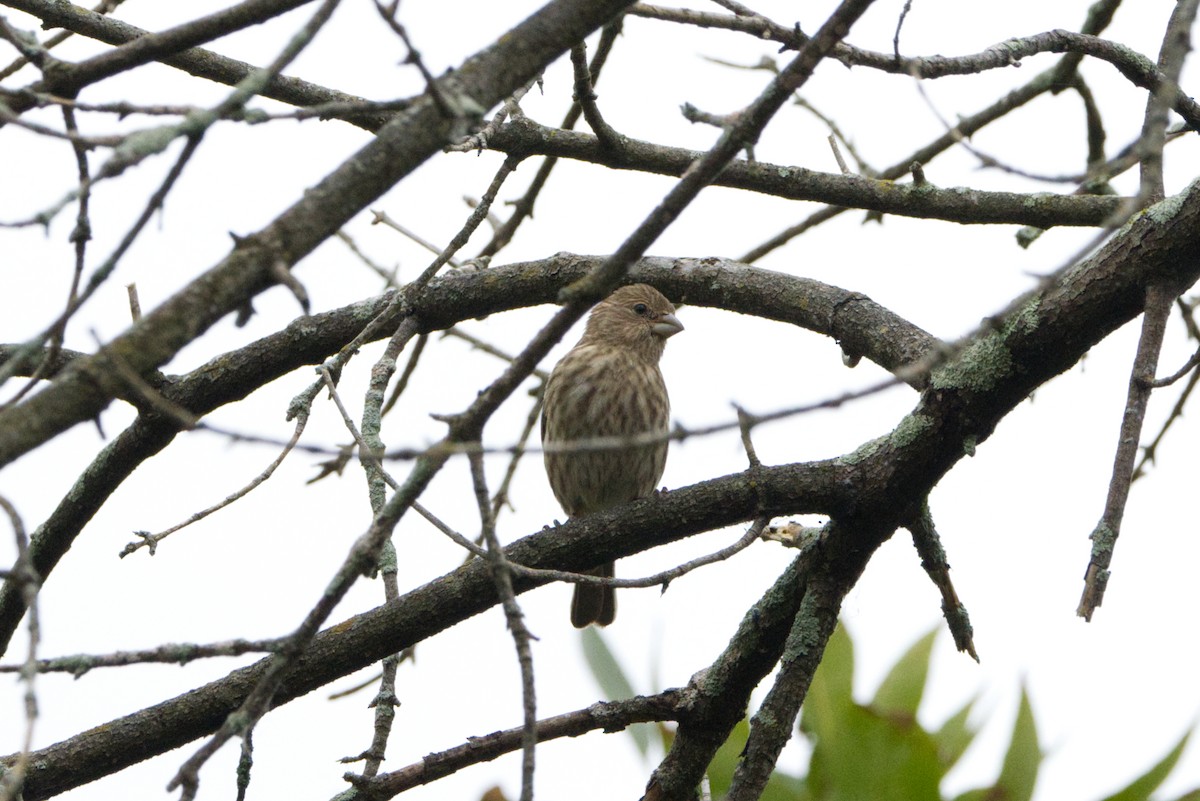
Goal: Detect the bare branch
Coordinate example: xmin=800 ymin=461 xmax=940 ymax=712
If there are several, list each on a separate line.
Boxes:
xmin=483 ymin=118 xmax=1125 ymax=229
xmin=1078 ymin=282 xmax=1178 ymax=620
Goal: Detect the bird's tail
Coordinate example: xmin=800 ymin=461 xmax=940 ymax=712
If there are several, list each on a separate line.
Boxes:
xmin=571 ymin=562 xmax=616 ymax=628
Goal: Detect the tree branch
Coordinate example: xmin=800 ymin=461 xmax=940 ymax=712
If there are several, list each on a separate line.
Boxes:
xmin=7 ymin=63 xmax=1200 ymax=801
xmin=1 ymin=0 xmax=325 ymax=114
xmin=0 ymin=258 xmax=934 ymax=656
xmin=483 ymin=119 xmax=1125 ymax=228
xmin=725 ymin=564 xmax=846 ymax=801
xmin=630 ymin=4 xmax=1200 ymax=130
xmin=0 ymin=0 xmax=641 ymax=469
xmin=351 ymin=691 xmax=688 ymax=798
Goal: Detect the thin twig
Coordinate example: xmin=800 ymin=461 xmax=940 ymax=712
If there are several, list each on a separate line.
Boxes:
xmin=506 ymin=518 xmax=765 ymax=592
xmin=468 ymin=451 xmax=538 ymax=801
xmin=159 ymin=4 xmax=357 ymax=797
xmin=380 ymin=333 xmax=428 ymax=417
xmin=412 ymin=154 xmax=523 ymax=287
xmin=349 ymin=691 xmax=687 ymax=796
xmin=0 ymin=0 xmax=125 ymax=81
xmin=793 ymin=96 xmax=876 ymax=176
xmin=1138 ymin=0 xmax=1200 ymax=203
xmin=570 ymin=42 xmax=621 ymax=149
xmin=369 ymin=210 xmax=462 ymax=267
xmin=1077 ymin=0 xmax=1198 ymax=620
xmin=0 ymin=637 xmax=285 ymax=676
xmin=736 ymin=0 xmax=1131 ymax=261
xmin=443 ymin=328 xmax=549 ymax=381
xmin=734 ymin=404 xmax=762 ymax=468
xmin=1133 ymin=362 xmax=1200 ymax=481
xmin=0 ymin=101 xmax=94 ymax=407
xmin=336 ymin=230 xmax=399 ymax=288
xmin=475 ymin=20 xmax=622 ymax=258
xmin=371 ymin=0 xmax=454 ymax=118
xmin=354 ymin=287 xmax=412 ymax=779
xmin=1078 ymin=283 xmax=1176 ymax=620
xmin=443 ymin=78 xmax=538 ymax=153
xmin=0 ymin=133 xmax=204 ymax=393
xmin=183 ymin=371 xmax=913 ymax=465
xmin=0 ymin=495 xmax=36 ymax=801
xmin=86 ymin=330 xmax=199 ymax=429
xmin=119 ymin=411 xmax=309 ymax=558
xmin=490 ymin=391 xmax=545 ymax=519
xmin=892 ymin=0 xmax=914 ymax=60
xmin=827 ymin=134 xmax=850 ymax=175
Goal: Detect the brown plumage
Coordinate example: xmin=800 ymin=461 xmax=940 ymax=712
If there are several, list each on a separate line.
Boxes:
xmin=541 ymin=284 xmax=683 ymax=627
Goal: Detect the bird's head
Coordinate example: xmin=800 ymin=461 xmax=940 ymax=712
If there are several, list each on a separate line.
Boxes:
xmin=580 ymin=284 xmax=683 ymax=360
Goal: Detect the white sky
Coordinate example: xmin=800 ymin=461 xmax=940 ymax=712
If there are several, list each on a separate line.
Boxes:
xmin=2 ymin=1 xmax=1199 ymax=801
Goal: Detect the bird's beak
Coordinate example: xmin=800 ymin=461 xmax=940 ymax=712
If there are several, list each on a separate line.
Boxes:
xmin=652 ymin=313 xmax=684 ymax=339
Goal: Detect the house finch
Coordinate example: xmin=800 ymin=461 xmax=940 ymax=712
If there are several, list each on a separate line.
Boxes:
xmin=541 ymin=284 xmax=683 ymax=627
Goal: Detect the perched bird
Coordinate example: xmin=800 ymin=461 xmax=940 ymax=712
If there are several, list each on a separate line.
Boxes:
xmin=541 ymin=284 xmax=683 ymax=627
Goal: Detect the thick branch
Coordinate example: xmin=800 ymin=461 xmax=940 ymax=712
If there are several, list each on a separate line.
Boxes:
xmin=0 ymin=3 xmax=385 ymax=130
xmin=0 ymin=258 xmax=934 ymax=654
xmin=644 ymin=548 xmax=820 ymax=800
xmin=7 ymin=174 xmax=1200 ymax=801
xmin=483 ymin=119 xmax=1124 ymax=228
xmin=0 ymin=0 xmax=639 ymax=469
xmin=1 ymin=0 xmax=329 ymax=113
xmin=353 ymin=692 xmax=688 ymax=798
xmin=725 ymin=567 xmax=847 ymax=801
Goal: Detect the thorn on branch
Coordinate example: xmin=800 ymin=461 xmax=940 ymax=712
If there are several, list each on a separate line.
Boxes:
xmin=270 ymin=258 xmax=310 ymax=315
xmin=234 ymin=299 xmax=255 ymax=327
xmin=910 ymin=161 xmax=926 ymax=186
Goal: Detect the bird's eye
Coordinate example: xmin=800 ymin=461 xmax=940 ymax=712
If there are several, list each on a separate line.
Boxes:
xmin=633 ymin=303 xmax=649 ymax=316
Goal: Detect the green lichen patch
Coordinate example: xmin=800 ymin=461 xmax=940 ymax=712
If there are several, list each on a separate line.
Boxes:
xmin=930 ymin=333 xmax=1013 ymax=394
xmin=840 ymin=435 xmax=886 ymax=466
xmin=930 ymin=297 xmax=1041 ymax=394
xmin=889 ymin=413 xmax=933 ymax=449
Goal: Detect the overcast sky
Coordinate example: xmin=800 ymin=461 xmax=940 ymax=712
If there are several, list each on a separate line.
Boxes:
xmin=2 ymin=2 xmax=1199 ymax=800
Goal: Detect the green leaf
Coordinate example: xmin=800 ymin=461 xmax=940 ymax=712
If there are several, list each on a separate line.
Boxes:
xmin=581 ymin=627 xmax=650 ymax=756
xmin=655 ymin=721 xmax=675 ymax=755
xmin=1165 ymin=789 xmax=1200 ymax=801
xmin=801 ymin=622 xmax=855 ymax=741
xmin=872 ymin=626 xmax=938 ymax=719
xmin=933 ymin=694 xmax=979 ymax=771
xmin=1100 ymin=727 xmax=1191 ymax=801
xmin=707 ymin=718 xmax=750 ymax=799
xmin=950 ymin=788 xmax=989 ymax=801
xmin=807 ymin=703 xmax=942 ymax=801
xmin=993 ymin=685 xmax=1041 ymax=801
xmin=581 ymin=627 xmax=636 ymax=699
xmin=760 ymin=769 xmax=810 ymax=801
xmin=705 ymin=719 xmax=809 ymax=801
